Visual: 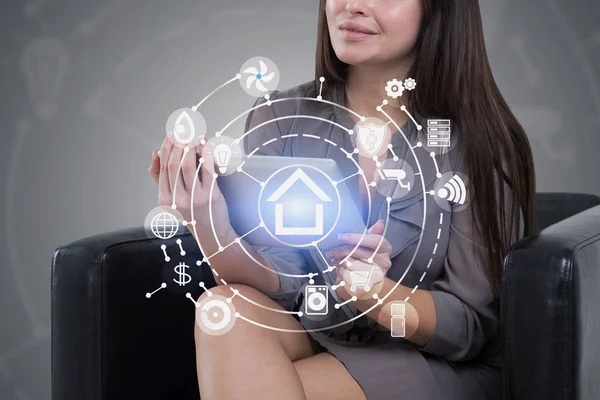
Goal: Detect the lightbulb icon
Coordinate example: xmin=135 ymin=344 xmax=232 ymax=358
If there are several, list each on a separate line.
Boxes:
xmin=214 ymin=144 xmax=232 ymax=174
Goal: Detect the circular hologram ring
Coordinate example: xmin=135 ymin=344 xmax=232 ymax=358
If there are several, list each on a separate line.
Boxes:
xmin=195 ymin=294 xmax=237 ymax=336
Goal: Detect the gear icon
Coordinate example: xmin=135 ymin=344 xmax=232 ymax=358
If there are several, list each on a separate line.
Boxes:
xmin=385 ymin=79 xmax=405 ymax=99
xmin=404 ymin=78 xmax=417 ymax=91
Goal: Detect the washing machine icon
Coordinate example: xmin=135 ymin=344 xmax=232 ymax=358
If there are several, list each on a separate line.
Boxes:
xmin=305 ymin=285 xmax=329 ymax=315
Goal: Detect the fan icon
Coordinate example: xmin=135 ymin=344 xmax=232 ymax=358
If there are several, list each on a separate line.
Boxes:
xmin=239 ymin=56 xmax=280 ymax=97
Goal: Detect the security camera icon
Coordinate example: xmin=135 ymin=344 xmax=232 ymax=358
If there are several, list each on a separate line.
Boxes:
xmin=378 ymin=169 xmax=411 ymax=192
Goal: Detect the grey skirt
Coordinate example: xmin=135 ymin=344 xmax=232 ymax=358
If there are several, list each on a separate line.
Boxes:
xmin=305 ymin=327 xmax=502 ymax=400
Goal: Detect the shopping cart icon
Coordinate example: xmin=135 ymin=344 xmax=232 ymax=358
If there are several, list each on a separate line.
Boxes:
xmin=349 ymin=267 xmax=375 ymax=292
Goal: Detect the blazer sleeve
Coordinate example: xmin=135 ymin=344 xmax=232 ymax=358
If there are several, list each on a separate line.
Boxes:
xmin=241 ymin=93 xmax=308 ymax=311
xmin=419 ymin=155 xmax=525 ymax=361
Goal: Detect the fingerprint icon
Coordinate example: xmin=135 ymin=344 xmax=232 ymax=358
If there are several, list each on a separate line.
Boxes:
xmin=437 ymin=175 xmax=466 ymax=205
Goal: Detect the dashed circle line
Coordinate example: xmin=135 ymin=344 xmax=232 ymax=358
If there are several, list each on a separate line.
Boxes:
xmin=160 ymin=79 xmax=445 ymax=334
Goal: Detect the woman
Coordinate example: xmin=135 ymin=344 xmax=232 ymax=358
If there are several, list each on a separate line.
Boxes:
xmin=149 ymin=0 xmax=536 ymax=398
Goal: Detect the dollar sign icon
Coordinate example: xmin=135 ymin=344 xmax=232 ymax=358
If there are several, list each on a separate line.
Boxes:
xmin=173 ymin=262 xmax=192 ymax=286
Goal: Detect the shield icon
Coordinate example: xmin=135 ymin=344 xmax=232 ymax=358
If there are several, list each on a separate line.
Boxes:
xmin=357 ymin=122 xmax=387 ymax=156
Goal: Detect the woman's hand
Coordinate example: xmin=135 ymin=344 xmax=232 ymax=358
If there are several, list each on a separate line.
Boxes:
xmin=148 ymin=133 xmax=232 ymax=239
xmin=327 ymin=220 xmax=393 ymax=300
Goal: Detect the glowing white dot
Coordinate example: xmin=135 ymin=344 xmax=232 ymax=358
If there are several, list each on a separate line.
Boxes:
xmin=378 ymin=299 xmax=384 ymax=305
xmin=161 ymin=244 xmax=166 ymax=250
xmin=191 ymin=106 xmax=198 ymax=112
xmin=400 ymin=105 xmax=406 ymax=111
xmin=298 ymin=311 xmax=304 ymax=317
xmin=346 ymin=261 xmax=352 ymax=267
xmin=202 ymin=257 xmax=208 ymax=263
xmin=199 ymin=157 xmax=205 ymax=163
xmin=165 ymin=257 xmax=171 ymax=262
xmin=358 ymin=168 xmax=364 ymax=175
xmin=185 ymin=293 xmax=191 ymax=298
xmin=233 ymin=289 xmax=239 ymax=295
xmin=376 ymin=162 xmax=381 ymax=168
xmin=226 ymin=298 xmax=232 ymax=303
xmin=430 ymin=152 xmax=436 ymax=157
xmin=218 ymin=246 xmax=224 ymax=252
xmin=235 ymin=312 xmax=240 ymax=318
xmin=161 ymin=283 xmax=167 ymax=288
xmin=213 ymin=173 xmax=219 ymax=179
xmin=319 ymin=77 xmax=325 ymax=82
xmin=234 ymin=238 xmax=241 ymax=244
xmin=171 ymin=204 xmax=177 ymax=209
xmin=236 ymin=73 xmax=241 ymax=79
xmin=265 ymin=94 xmax=270 ymax=100
xmin=334 ymin=304 xmax=340 ymax=309
xmin=417 ymin=125 xmax=423 ymax=131
xmin=370 ymin=182 xmax=377 ymax=187
xmin=348 ymin=129 xmax=354 ymax=135
xmin=429 ymin=190 xmax=435 ymax=196
xmin=376 ymin=106 xmax=382 ymax=112
xmin=387 ymin=144 xmax=393 ymax=149
xmin=438 ymin=188 xmax=449 ymax=199
xmin=215 ymin=131 xmax=221 ymax=137
xmin=367 ymin=258 xmax=374 ymax=263
xmin=266 ymin=101 xmax=272 ymax=106
xmin=309 ymin=279 xmax=314 ymax=284
xmin=417 ymin=142 xmax=422 ymax=147
xmin=393 ymin=156 xmax=399 ymax=161
xmin=351 ymin=296 xmax=358 ymax=301
xmin=184 ymin=146 xmax=190 ymax=153
xmin=353 ymin=148 xmax=359 ymax=154
xmin=182 ymin=221 xmax=188 ymax=226
xmin=360 ymin=116 xmax=366 ymax=121
xmin=237 ymin=166 xmax=242 ymax=172
xmin=311 ymin=241 xmax=318 ymax=246
xmin=196 ymin=260 xmax=202 ymax=266
xmin=382 ymin=99 xmax=389 ymax=105
xmin=145 ymin=293 xmax=151 ymax=298
xmin=387 ymin=197 xmax=392 ymax=203
xmin=372 ymin=294 xmax=378 ymax=299
xmin=437 ymin=173 xmax=442 ymax=178
xmin=191 ymin=220 xmax=197 ymax=225
xmin=317 ymin=95 xmax=322 ymax=100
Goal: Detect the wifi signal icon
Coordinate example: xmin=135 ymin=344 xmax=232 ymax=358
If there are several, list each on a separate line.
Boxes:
xmin=437 ymin=175 xmax=467 ymax=205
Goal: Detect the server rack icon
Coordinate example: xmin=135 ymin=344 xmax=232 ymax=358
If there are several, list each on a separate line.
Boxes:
xmin=427 ymin=119 xmax=451 ymax=148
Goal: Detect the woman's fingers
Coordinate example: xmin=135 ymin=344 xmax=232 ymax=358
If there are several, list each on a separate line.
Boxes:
xmin=338 ymin=232 xmax=393 ymax=253
xmin=181 ymin=145 xmax=199 ymax=192
xmin=158 ymin=134 xmax=175 ymax=202
xmin=327 ymin=245 xmax=376 ymax=261
xmin=148 ymin=150 xmax=160 ymax=185
xmin=167 ymin=143 xmax=186 ymax=196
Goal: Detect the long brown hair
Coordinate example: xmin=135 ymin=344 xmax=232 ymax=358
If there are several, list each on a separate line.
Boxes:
xmin=315 ymin=0 xmax=536 ymax=299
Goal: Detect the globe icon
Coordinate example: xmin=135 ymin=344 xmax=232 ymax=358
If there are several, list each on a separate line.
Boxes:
xmin=150 ymin=212 xmax=180 ymax=240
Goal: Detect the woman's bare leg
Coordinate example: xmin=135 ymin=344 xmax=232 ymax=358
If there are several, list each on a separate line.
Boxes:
xmin=195 ymin=284 xmax=318 ymax=400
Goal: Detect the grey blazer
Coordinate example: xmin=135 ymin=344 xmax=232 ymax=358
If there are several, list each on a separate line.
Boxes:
xmin=241 ymin=80 xmax=524 ymax=364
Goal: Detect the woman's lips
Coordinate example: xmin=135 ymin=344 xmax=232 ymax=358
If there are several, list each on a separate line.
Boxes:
xmin=340 ymin=28 xmax=377 ymax=41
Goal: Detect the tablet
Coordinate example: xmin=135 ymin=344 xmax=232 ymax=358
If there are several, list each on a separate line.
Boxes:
xmin=217 ymin=155 xmax=367 ymax=251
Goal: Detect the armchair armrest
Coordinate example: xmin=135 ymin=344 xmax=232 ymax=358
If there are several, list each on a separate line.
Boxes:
xmin=502 ymin=204 xmax=600 ymax=400
xmin=52 ymin=228 xmax=211 ymax=400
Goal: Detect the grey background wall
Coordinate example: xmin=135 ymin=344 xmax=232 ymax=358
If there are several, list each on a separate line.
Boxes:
xmin=0 ymin=0 xmax=598 ymax=398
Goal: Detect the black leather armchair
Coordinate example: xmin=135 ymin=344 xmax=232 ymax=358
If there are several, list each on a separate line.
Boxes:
xmin=51 ymin=193 xmax=600 ymax=400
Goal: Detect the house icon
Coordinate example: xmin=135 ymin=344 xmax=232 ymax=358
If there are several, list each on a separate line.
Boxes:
xmin=266 ymin=168 xmax=332 ymax=236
